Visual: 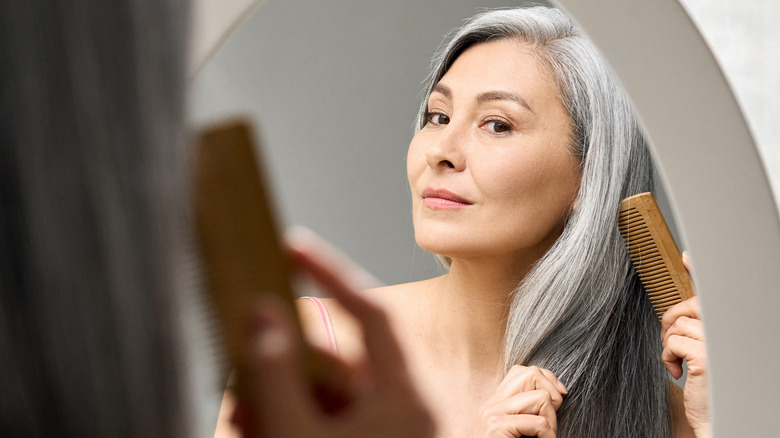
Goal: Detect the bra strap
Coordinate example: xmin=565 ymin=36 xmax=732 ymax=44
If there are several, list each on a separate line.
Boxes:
xmin=301 ymin=296 xmax=339 ymax=354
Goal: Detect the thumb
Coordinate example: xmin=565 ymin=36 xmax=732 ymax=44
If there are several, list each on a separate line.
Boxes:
xmin=239 ymin=296 xmax=316 ymax=436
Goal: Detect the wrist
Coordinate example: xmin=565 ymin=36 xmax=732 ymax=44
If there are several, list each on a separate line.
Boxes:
xmin=693 ymin=425 xmax=711 ymax=438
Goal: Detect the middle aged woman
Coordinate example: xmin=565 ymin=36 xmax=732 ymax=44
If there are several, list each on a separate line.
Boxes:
xmin=290 ymin=6 xmax=710 ymax=438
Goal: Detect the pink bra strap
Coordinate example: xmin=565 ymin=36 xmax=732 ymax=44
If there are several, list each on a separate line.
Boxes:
xmin=301 ymin=296 xmax=339 ymax=354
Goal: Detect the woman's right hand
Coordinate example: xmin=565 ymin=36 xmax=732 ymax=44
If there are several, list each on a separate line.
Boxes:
xmin=468 ymin=365 xmax=567 ymax=438
xmin=232 ymin=229 xmax=435 ymax=438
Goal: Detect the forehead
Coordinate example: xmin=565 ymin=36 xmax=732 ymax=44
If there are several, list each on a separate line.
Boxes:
xmin=435 ymin=39 xmax=560 ymax=107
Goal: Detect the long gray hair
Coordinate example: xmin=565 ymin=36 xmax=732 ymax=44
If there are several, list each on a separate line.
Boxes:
xmin=417 ymin=7 xmax=669 ymax=437
xmin=0 ymin=0 xmax=192 ymax=436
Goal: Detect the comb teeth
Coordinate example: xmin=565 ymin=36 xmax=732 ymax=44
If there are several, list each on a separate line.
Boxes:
xmin=194 ymin=119 xmax=299 ymax=370
xmin=618 ymin=193 xmax=695 ymax=319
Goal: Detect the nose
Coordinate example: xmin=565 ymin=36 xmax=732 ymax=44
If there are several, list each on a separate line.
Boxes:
xmin=424 ymin=123 xmax=467 ymax=172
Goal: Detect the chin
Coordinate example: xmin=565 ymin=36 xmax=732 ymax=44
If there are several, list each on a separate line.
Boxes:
xmin=414 ymin=230 xmax=478 ymax=260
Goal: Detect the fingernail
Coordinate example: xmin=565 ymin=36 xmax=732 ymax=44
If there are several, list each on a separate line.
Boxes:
xmin=556 ymin=379 xmax=568 ymax=394
xmin=251 ymin=310 xmax=290 ymax=360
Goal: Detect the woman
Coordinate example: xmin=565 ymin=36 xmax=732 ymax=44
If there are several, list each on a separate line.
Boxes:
xmin=293 ymin=6 xmax=709 ymax=438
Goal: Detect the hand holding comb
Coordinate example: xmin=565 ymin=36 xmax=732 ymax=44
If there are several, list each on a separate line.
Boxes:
xmin=194 ymin=120 xmax=437 ymax=435
xmin=194 ymin=118 xmax=354 ymax=420
xmin=618 ymin=192 xmax=696 ymax=319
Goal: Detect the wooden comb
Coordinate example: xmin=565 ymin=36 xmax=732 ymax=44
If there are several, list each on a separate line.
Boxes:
xmin=193 ymin=119 xmax=349 ymax=414
xmin=193 ymin=119 xmax=299 ymax=374
xmin=618 ymin=192 xmax=695 ymax=319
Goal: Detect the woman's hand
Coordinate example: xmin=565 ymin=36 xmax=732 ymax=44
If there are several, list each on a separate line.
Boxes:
xmin=468 ymin=365 xmax=567 ymax=438
xmin=661 ymin=253 xmax=710 ymax=438
xmin=232 ymin=229 xmax=435 ymax=438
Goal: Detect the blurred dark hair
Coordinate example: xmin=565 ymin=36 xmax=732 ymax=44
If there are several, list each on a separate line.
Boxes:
xmin=0 ymin=0 xmax=192 ymax=436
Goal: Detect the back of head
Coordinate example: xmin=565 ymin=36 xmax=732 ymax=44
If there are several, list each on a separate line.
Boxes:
xmin=419 ymin=7 xmax=666 ymax=437
xmin=0 ymin=0 xmax=191 ymax=436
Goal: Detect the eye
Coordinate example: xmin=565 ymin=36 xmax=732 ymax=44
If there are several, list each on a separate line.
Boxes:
xmin=484 ymin=120 xmax=512 ymax=134
xmin=425 ymin=112 xmax=450 ymax=126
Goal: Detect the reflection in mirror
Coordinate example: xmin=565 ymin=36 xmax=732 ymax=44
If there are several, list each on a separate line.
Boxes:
xmin=193 ymin=2 xmax=720 ymax=437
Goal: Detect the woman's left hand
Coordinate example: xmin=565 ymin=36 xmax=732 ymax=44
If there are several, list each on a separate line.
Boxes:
xmin=661 ymin=254 xmax=710 ymax=438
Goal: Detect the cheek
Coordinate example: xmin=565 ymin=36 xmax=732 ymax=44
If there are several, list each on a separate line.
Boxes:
xmin=406 ymin=136 xmax=426 ymax=185
xmin=481 ymin=149 xmax=580 ymax=220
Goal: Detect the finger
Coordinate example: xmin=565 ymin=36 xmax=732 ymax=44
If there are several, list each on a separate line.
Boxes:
xmin=661 ymin=296 xmax=701 ymax=339
xmin=307 ymin=346 xmax=356 ymax=414
xmin=682 ymin=251 xmax=692 ymax=272
xmin=285 ymin=228 xmax=410 ymax=387
xmin=286 ymin=226 xmax=382 ymax=291
xmin=662 ymin=316 xmax=705 ymax=346
xmin=285 ymin=227 xmax=391 ymax=351
xmin=498 ymin=414 xmax=557 ymax=438
xmin=489 ymin=389 xmax=559 ymax=432
xmin=499 ymin=365 xmax=566 ymax=394
xmin=241 ymin=296 xmax=316 ymax=433
xmin=540 ymin=368 xmax=568 ymax=395
xmin=662 ymin=334 xmax=706 ymax=379
xmin=495 ymin=366 xmax=565 ymax=409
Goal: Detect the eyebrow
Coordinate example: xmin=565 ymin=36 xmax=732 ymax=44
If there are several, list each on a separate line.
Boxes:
xmin=477 ymin=91 xmax=533 ymax=113
xmin=431 ymin=83 xmax=452 ymax=99
xmin=431 ymin=84 xmax=534 ymax=113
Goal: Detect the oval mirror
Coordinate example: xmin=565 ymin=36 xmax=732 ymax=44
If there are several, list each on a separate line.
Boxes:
xmin=190 ymin=1 xmax=780 ymax=435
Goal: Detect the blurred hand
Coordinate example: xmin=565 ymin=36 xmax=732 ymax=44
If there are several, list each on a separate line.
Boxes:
xmin=232 ymin=228 xmax=435 ymax=438
xmin=468 ymin=365 xmax=567 ymax=438
xmin=661 ymin=253 xmax=710 ymax=438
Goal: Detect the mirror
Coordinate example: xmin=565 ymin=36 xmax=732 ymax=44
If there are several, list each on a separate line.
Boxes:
xmin=190 ymin=1 xmax=780 ymax=435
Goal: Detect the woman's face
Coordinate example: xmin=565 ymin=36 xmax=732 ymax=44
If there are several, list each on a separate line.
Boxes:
xmin=407 ymin=39 xmax=581 ymax=266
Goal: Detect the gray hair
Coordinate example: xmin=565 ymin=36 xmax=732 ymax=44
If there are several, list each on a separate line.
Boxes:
xmin=0 ymin=0 xmax=192 ymax=436
xmin=417 ymin=7 xmax=669 ymax=437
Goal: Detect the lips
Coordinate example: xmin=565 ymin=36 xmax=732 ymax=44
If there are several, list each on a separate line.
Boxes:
xmin=422 ymin=188 xmax=472 ymax=209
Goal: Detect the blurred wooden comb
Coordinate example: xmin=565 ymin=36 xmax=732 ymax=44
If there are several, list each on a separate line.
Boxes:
xmin=193 ymin=119 xmax=299 ymax=374
xmin=193 ymin=119 xmax=349 ymax=414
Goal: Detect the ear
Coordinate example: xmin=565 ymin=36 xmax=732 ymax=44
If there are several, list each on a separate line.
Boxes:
xmin=569 ymin=190 xmax=580 ymax=214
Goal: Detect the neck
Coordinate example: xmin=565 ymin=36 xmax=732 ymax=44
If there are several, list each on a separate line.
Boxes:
xmin=420 ymin=255 xmax=534 ymax=374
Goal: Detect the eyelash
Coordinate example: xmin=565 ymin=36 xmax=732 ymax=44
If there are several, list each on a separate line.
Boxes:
xmin=423 ymin=110 xmax=448 ymax=126
xmin=423 ymin=110 xmax=514 ymax=134
xmin=483 ymin=118 xmax=513 ymax=134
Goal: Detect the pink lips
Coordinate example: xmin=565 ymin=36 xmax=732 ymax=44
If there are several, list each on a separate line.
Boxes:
xmin=422 ymin=188 xmax=472 ymax=209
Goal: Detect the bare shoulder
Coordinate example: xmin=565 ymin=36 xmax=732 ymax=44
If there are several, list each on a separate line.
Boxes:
xmin=668 ymin=381 xmax=695 ymax=438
